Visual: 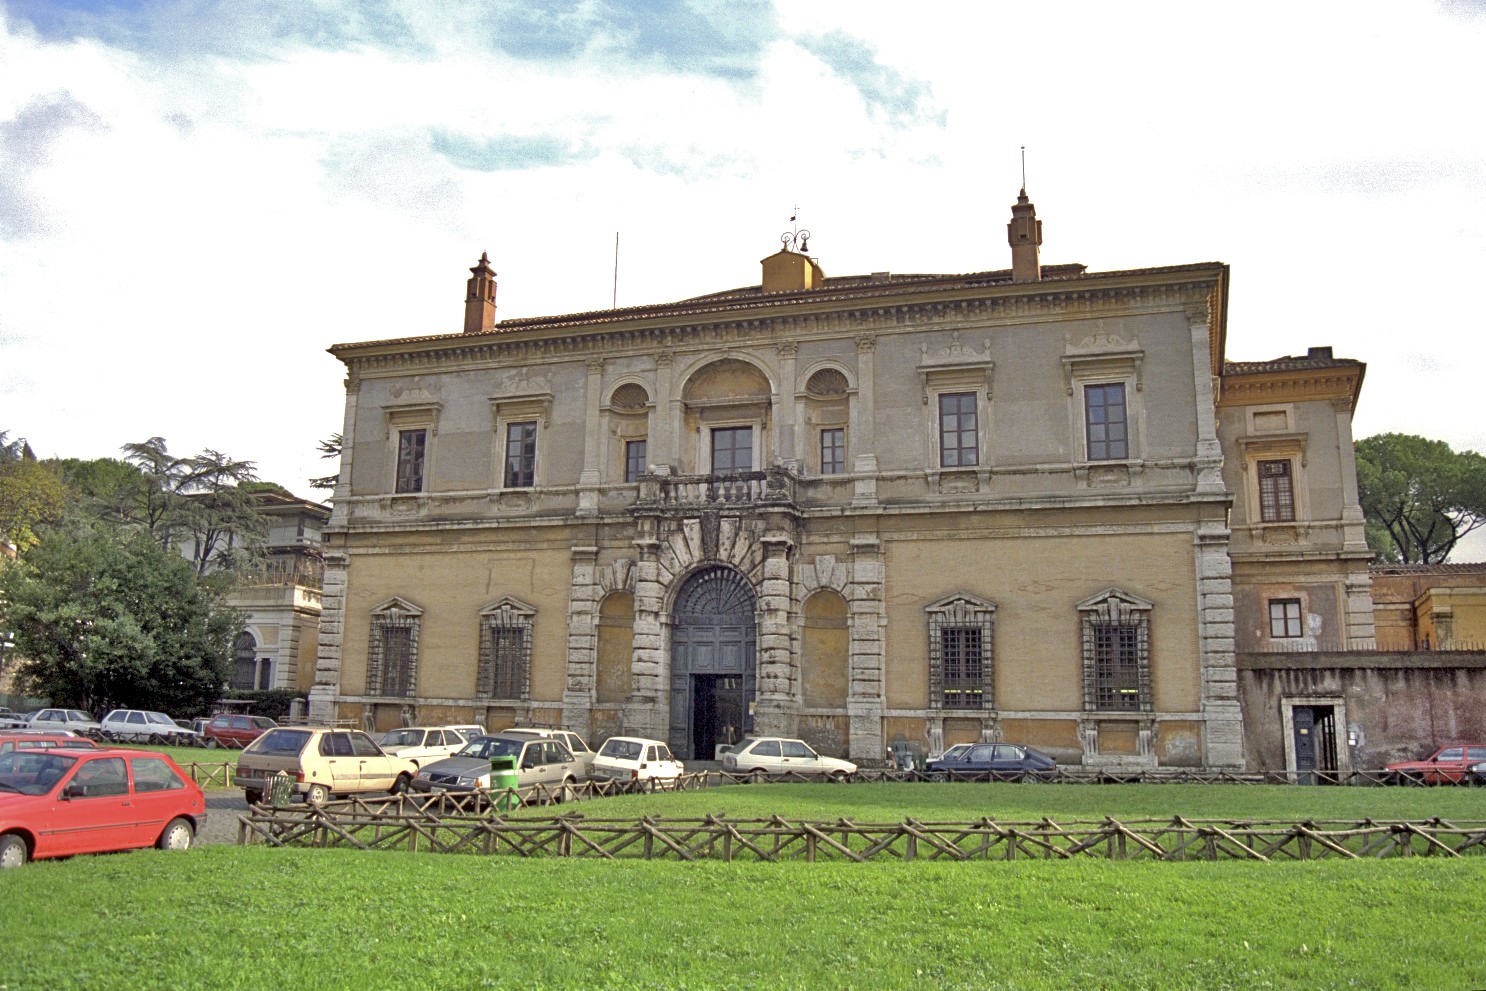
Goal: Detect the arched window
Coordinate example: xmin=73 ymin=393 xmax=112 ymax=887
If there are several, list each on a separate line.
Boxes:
xmin=232 ymin=633 xmax=257 ymax=691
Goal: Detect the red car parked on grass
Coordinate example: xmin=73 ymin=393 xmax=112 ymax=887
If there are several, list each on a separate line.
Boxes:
xmin=203 ymin=713 xmax=277 ymax=748
xmin=1385 ymin=745 xmax=1486 ymax=784
xmin=0 ymin=747 xmax=205 ymax=867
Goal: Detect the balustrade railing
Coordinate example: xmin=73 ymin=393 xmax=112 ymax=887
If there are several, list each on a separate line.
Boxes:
xmin=635 ymin=468 xmax=796 ymax=509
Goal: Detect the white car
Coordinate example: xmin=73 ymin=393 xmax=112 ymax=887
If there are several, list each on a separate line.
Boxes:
xmin=722 ymin=737 xmax=857 ymax=780
xmin=100 ymin=709 xmax=202 ymax=744
xmin=24 ymin=709 xmax=102 ymax=735
xmin=376 ymin=726 xmax=472 ymax=768
xmin=590 ymin=736 xmax=685 ymax=785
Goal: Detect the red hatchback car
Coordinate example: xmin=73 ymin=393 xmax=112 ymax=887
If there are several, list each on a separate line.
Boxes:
xmin=204 ymin=713 xmax=277 ymax=748
xmin=1385 ymin=745 xmax=1486 ymax=785
xmin=0 ymin=734 xmax=100 ymax=754
xmin=0 ymin=747 xmax=205 ymax=867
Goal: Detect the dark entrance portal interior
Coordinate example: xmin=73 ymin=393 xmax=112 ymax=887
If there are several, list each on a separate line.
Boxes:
xmin=691 ymin=675 xmax=745 ymax=762
xmin=671 ymin=567 xmax=756 ymax=760
xmin=1292 ymin=705 xmax=1338 ymax=785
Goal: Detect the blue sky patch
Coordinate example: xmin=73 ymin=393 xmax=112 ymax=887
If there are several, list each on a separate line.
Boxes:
xmin=431 ymin=130 xmax=594 ymax=172
xmin=797 ymin=31 xmax=938 ymax=125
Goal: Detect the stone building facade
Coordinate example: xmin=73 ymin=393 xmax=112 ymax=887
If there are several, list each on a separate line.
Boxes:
xmin=308 ymin=193 xmax=1375 ymax=769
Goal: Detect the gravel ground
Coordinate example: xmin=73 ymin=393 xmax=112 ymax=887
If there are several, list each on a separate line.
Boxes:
xmin=199 ymin=791 xmax=251 ymax=846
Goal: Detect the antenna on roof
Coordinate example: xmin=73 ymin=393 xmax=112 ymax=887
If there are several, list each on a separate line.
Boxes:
xmin=612 ymin=231 xmax=619 ymax=309
xmin=1020 ymin=146 xmax=1027 ymax=192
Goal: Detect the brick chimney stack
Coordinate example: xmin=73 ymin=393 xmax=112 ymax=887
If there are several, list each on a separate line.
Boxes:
xmin=1007 ymin=189 xmax=1042 ymax=283
xmin=463 ymin=252 xmax=497 ymax=334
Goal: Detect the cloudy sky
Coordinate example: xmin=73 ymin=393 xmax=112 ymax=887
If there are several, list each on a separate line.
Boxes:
xmin=2 ymin=0 xmax=1483 ymax=553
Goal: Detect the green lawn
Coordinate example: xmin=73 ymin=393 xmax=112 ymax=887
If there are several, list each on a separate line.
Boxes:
xmin=4 ymin=782 xmax=1482 ymax=991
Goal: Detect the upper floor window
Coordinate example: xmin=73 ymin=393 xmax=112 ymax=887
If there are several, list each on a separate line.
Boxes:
xmin=820 ymin=428 xmax=845 ymax=475
xmin=396 ymin=429 xmax=426 ymax=493
xmin=1269 ymin=599 xmax=1302 ymax=639
xmin=1084 ymin=384 xmax=1128 ymax=461
xmin=711 ymin=426 xmax=753 ymax=473
xmin=625 ymin=439 xmax=647 ymax=483
xmin=1258 ymin=459 xmax=1296 ymax=522
xmin=938 ymin=392 xmax=978 ymax=468
xmin=504 ymin=421 xmax=537 ymax=488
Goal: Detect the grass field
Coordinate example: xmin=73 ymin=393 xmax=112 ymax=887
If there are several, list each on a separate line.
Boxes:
xmin=3 ymin=782 xmax=1483 ymax=991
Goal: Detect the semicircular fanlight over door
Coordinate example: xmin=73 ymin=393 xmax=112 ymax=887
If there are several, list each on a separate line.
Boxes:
xmin=671 ymin=567 xmax=757 ymax=760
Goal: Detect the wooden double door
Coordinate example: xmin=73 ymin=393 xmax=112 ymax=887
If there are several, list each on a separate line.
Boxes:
xmin=670 ymin=567 xmax=756 ymax=760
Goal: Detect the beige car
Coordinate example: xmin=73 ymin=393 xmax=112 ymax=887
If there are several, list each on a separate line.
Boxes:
xmin=235 ymin=727 xmax=418 ymax=804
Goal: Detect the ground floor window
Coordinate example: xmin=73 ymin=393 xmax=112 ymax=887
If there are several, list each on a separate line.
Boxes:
xmin=925 ymin=593 xmax=997 ymax=710
xmin=1078 ymin=588 xmax=1152 ymax=712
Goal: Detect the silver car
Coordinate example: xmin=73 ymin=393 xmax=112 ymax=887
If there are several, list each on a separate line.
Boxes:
xmin=411 ymin=734 xmax=585 ymax=797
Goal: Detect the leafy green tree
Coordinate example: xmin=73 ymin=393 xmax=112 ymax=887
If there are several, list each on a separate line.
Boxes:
xmin=0 ymin=521 xmax=238 ymax=714
xmin=1355 ymin=433 xmax=1486 ymax=564
xmin=0 ymin=433 xmax=66 ymax=552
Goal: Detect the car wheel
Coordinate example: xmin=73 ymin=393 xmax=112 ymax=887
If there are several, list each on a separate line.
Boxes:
xmin=305 ymin=783 xmax=330 ymax=806
xmin=156 ymin=817 xmax=194 ymax=851
xmin=244 ymin=789 xmax=263 ymax=805
xmin=750 ymin=767 xmax=768 ymax=782
xmin=389 ymin=773 xmax=411 ymax=796
xmin=827 ymin=770 xmax=849 ymax=783
xmin=0 ymin=834 xmax=28 ymax=869
xmin=205 ymin=738 xmax=220 ymax=749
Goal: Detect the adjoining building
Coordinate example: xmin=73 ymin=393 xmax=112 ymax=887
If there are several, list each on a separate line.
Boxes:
xmin=309 ymin=192 xmax=1380 ymax=769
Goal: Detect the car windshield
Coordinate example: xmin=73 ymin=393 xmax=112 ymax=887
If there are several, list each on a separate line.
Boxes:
xmin=0 ymin=751 xmax=79 ymax=795
xmin=67 ymin=711 xmax=92 ymax=722
xmin=456 ymin=737 xmax=522 ymax=760
xmin=145 ymin=712 xmax=176 ymax=726
xmin=724 ymin=739 xmax=757 ymax=755
xmin=380 ymin=729 xmax=425 ymax=747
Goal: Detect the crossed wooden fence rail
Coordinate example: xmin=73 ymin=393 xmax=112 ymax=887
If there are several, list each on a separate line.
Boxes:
xmin=238 ymin=798 xmax=1486 ymax=862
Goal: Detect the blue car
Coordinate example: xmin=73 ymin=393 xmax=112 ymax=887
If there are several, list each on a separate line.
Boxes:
xmin=923 ymin=743 xmax=1057 ymax=781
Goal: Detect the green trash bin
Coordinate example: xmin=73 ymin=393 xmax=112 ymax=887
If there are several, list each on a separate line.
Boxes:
xmin=488 ymin=755 xmax=519 ymax=812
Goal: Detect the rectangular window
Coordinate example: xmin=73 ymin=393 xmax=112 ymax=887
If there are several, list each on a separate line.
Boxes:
xmin=940 ymin=627 xmax=985 ymax=708
xmin=378 ymin=625 xmax=414 ymax=697
xmin=1258 ymin=459 xmax=1296 ymax=522
xmin=711 ymin=426 xmax=753 ymax=473
xmin=395 ymin=429 xmax=426 ymax=494
xmin=1084 ymin=384 xmax=1128 ymax=461
xmin=1093 ymin=623 xmax=1141 ymax=711
xmin=938 ymin=392 xmax=978 ymax=468
xmin=478 ymin=626 xmax=528 ymax=700
xmin=504 ymin=421 xmax=537 ymax=488
xmin=625 ymin=439 xmax=647 ymax=483
xmin=820 ymin=428 xmax=845 ymax=475
xmin=1269 ymin=599 xmax=1303 ymax=638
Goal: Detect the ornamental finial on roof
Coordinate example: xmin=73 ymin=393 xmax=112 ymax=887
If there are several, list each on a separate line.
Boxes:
xmin=781 ymin=206 xmax=811 ymax=254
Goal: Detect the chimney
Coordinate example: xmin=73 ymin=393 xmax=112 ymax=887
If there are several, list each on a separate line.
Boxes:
xmin=1007 ymin=188 xmax=1042 ymax=282
xmin=463 ymin=252 xmax=497 ymax=334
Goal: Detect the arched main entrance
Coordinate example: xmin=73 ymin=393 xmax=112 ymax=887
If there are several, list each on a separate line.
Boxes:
xmin=670 ymin=566 xmax=756 ymax=760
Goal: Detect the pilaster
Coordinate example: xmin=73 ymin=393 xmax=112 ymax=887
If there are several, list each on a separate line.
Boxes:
xmin=577 ymin=357 xmax=604 ymax=515
xmin=308 ymin=550 xmax=348 ymax=724
xmin=847 ymin=536 xmax=885 ymax=760
xmin=623 ymin=530 xmax=667 ymax=740
xmin=1194 ymin=522 xmax=1244 ymax=767
xmin=752 ymin=532 xmax=797 ymax=738
xmin=852 ymin=335 xmax=879 ymax=505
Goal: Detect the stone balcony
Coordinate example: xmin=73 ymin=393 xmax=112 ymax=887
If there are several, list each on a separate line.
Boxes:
xmin=633 ymin=468 xmax=797 ymax=512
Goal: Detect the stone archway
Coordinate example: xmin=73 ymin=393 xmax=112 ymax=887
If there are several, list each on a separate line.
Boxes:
xmin=670 ymin=566 xmax=757 ymax=760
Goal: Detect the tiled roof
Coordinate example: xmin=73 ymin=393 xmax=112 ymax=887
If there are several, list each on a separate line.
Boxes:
xmin=331 ymin=260 xmax=1226 ymax=353
xmin=1371 ymin=562 xmax=1486 ymax=575
xmin=1224 ymin=351 xmax=1364 ymax=375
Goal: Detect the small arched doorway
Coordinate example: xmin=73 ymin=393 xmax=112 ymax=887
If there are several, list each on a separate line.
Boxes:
xmin=670 ymin=566 xmax=756 ymax=759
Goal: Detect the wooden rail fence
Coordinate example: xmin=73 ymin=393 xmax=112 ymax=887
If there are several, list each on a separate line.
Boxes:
xmin=238 ymin=802 xmax=1486 ymax=863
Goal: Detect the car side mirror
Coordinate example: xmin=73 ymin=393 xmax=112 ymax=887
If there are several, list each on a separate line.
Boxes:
xmin=62 ymin=783 xmax=85 ymax=800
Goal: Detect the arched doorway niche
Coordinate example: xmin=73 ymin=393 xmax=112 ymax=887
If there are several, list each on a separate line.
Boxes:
xmin=668 ymin=565 xmax=757 ymax=759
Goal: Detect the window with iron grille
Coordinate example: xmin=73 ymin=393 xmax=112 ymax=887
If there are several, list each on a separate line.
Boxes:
xmin=925 ymin=594 xmax=996 ymax=710
xmin=1084 ymin=383 xmax=1128 ymax=461
xmin=1269 ymin=598 xmax=1303 ymax=638
xmin=366 ymin=602 xmax=421 ymax=698
xmin=504 ymin=421 xmax=537 ymax=488
xmin=1258 ymin=459 xmax=1296 ymax=522
xmin=231 ymin=632 xmax=257 ymax=692
xmin=1078 ymin=589 xmax=1152 ymax=712
xmin=625 ymin=439 xmax=647 ymax=483
xmin=938 ymin=392 xmax=978 ymax=468
xmin=820 ymin=428 xmax=845 ymax=475
xmin=477 ymin=599 xmax=535 ymax=701
xmin=395 ymin=429 xmax=426 ymax=493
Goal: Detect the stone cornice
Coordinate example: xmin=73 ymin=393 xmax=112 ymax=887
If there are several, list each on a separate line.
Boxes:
xmin=331 ymin=268 xmax=1228 ymax=377
xmin=1218 ymin=363 xmax=1365 ymax=410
